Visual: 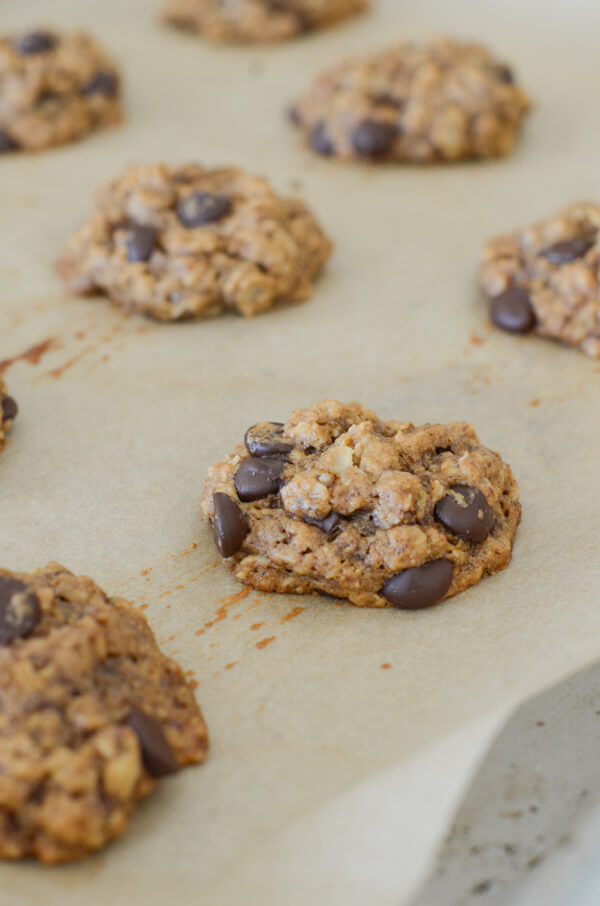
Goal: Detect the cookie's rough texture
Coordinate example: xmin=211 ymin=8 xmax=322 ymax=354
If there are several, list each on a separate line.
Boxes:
xmin=0 ymin=29 xmax=122 ymax=153
xmin=291 ymin=38 xmax=530 ymax=163
xmin=162 ymin=0 xmax=368 ymax=43
xmin=0 ymin=380 xmax=18 ymax=449
xmin=0 ymin=563 xmax=207 ymax=863
xmin=201 ymin=400 xmax=521 ymax=609
xmin=56 ymin=163 xmax=333 ymax=321
xmin=481 ymin=202 xmax=600 ymax=357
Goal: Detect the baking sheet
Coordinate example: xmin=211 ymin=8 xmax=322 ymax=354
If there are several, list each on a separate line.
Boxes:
xmin=1 ymin=0 xmax=600 ymax=903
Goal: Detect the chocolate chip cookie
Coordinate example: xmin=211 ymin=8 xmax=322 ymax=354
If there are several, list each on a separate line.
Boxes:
xmin=0 ymin=29 xmax=122 ymax=153
xmin=162 ymin=0 xmax=368 ymax=43
xmin=201 ymin=400 xmax=521 ymax=609
xmin=481 ymin=202 xmax=600 ymax=357
xmin=0 ymin=381 xmax=18 ymax=449
xmin=0 ymin=563 xmax=207 ymax=863
xmin=290 ymin=38 xmax=530 ymax=163
xmin=56 ymin=163 xmax=333 ymax=320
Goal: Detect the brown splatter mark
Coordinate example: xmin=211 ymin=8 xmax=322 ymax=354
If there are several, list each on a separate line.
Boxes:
xmin=281 ymin=606 xmax=304 ymax=623
xmin=250 ymin=622 xmax=264 ymax=631
xmin=141 ymin=568 xmax=151 ymax=576
xmin=381 ymin=662 xmax=392 ymax=670
xmin=470 ymin=333 xmax=484 ymax=346
xmin=169 ymin=542 xmax=198 ymax=562
xmin=189 ymin=679 xmax=198 ymax=690
xmin=45 ymin=344 xmax=96 ymax=379
xmin=529 ymin=398 xmax=540 ymax=408
xmin=138 ymin=603 xmax=149 ymax=611
xmin=157 ymin=582 xmax=188 ymax=599
xmin=256 ymin=636 xmax=276 ymax=650
xmin=195 ymin=587 xmax=250 ymax=636
xmin=187 ymin=562 xmax=219 ymax=582
xmin=0 ymin=337 xmax=56 ymax=375
xmin=225 ymin=661 xmax=238 ymax=671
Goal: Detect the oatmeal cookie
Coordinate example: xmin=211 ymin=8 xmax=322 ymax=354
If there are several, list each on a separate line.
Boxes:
xmin=201 ymin=400 xmax=521 ymax=609
xmin=162 ymin=0 xmax=368 ymax=44
xmin=481 ymin=202 xmax=600 ymax=357
xmin=0 ymin=29 xmax=122 ymax=153
xmin=290 ymin=38 xmax=530 ymax=163
xmin=0 ymin=380 xmax=18 ymax=449
xmin=56 ymin=163 xmax=333 ymax=320
xmin=0 ymin=563 xmax=207 ymax=863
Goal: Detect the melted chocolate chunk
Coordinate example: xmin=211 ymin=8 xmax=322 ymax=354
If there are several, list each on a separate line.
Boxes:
xmin=0 ymin=577 xmax=40 ymax=642
xmin=212 ymin=493 xmax=249 ymax=557
xmin=381 ymin=560 xmax=454 ymax=610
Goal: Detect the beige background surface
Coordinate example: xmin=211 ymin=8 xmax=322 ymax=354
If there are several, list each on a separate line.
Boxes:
xmin=0 ymin=0 xmax=599 ymax=903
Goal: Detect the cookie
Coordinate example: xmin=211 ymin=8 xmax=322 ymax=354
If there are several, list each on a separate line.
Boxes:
xmin=0 ymin=381 xmax=18 ymax=448
xmin=201 ymin=400 xmax=521 ymax=609
xmin=481 ymin=202 xmax=600 ymax=357
xmin=290 ymin=38 xmax=530 ymax=163
xmin=0 ymin=563 xmax=207 ymax=863
xmin=56 ymin=163 xmax=333 ymax=321
xmin=0 ymin=29 xmax=122 ymax=153
xmin=162 ymin=0 xmax=368 ymax=44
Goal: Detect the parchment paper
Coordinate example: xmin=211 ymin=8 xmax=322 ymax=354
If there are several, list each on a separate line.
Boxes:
xmin=1 ymin=0 xmax=599 ymax=903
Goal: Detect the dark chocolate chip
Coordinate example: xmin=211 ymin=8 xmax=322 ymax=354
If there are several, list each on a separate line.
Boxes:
xmin=381 ymin=559 xmax=453 ymax=610
xmin=494 ymin=64 xmax=514 ymax=84
xmin=351 ymin=119 xmax=397 ymax=158
xmin=310 ymin=122 xmax=334 ymax=157
xmin=212 ymin=492 xmax=249 ymax=558
xmin=0 ymin=131 xmax=19 ymax=154
xmin=434 ymin=485 xmax=495 ymax=543
xmin=244 ymin=422 xmax=293 ymax=458
xmin=303 ymin=512 xmax=342 ymax=535
xmin=127 ymin=707 xmax=178 ymax=778
xmin=490 ymin=287 xmax=536 ymax=334
xmin=540 ymin=234 xmax=596 ymax=265
xmin=125 ymin=224 xmax=158 ymax=263
xmin=176 ymin=191 xmax=231 ymax=227
xmin=83 ymin=70 xmax=119 ymax=98
xmin=0 ymin=577 xmax=40 ymax=642
xmin=234 ymin=457 xmax=285 ymax=502
xmin=2 ymin=396 xmax=18 ymax=422
xmin=14 ymin=31 xmax=56 ymax=55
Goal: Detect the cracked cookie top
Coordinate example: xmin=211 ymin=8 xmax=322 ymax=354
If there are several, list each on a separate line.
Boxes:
xmin=56 ymin=163 xmax=333 ymax=321
xmin=201 ymin=400 xmax=521 ymax=609
xmin=0 ymin=563 xmax=207 ymax=863
xmin=0 ymin=28 xmax=122 ymax=153
xmin=162 ymin=0 xmax=369 ymax=44
xmin=290 ymin=38 xmax=530 ymax=163
xmin=481 ymin=201 xmax=600 ymax=357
